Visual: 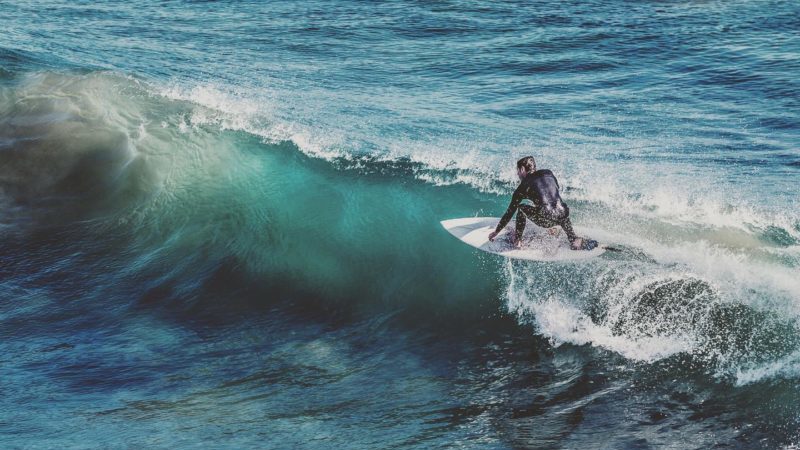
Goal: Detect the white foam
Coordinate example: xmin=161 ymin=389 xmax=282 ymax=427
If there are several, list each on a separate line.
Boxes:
xmin=734 ymin=349 xmax=800 ymax=386
xmin=502 ymin=224 xmax=800 ymax=383
xmin=528 ymin=296 xmax=692 ymax=362
xmin=567 ymin=169 xmax=800 ymax=239
xmin=502 ymin=258 xmax=698 ymax=362
xmin=158 ymin=83 xmax=352 ymax=160
xmin=596 ymin=229 xmax=800 ymax=318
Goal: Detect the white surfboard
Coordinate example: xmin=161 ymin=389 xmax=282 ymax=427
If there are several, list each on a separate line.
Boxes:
xmin=441 ymin=217 xmax=605 ymax=261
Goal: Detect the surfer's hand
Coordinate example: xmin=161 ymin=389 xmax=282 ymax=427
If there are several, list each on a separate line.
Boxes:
xmin=488 ymin=231 xmax=499 ymax=241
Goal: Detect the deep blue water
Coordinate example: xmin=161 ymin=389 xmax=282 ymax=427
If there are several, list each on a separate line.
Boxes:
xmin=1 ymin=0 xmax=799 ymax=448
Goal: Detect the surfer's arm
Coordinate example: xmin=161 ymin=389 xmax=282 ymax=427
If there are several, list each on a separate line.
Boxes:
xmin=493 ymin=186 xmax=524 ymax=234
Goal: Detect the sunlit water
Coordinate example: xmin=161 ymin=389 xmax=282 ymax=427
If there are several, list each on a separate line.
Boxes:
xmin=1 ymin=1 xmax=799 ymax=448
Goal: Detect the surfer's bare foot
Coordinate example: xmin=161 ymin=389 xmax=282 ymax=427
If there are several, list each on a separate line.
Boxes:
xmin=570 ymin=238 xmax=584 ymax=250
xmin=512 ymin=236 xmax=523 ymax=249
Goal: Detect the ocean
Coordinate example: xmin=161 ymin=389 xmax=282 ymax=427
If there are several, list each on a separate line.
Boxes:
xmin=1 ymin=0 xmax=798 ymax=448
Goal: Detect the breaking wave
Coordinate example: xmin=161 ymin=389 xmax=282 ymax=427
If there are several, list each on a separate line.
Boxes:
xmin=1 ymin=70 xmax=798 ymax=386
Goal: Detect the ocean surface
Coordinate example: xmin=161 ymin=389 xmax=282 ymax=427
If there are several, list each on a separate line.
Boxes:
xmin=1 ymin=0 xmax=799 ymax=448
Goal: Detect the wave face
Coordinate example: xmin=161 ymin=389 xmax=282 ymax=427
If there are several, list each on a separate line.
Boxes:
xmin=1 ymin=1 xmax=800 ymax=448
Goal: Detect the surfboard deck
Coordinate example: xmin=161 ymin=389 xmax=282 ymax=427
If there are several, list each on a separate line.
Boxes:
xmin=441 ymin=217 xmax=605 ymax=261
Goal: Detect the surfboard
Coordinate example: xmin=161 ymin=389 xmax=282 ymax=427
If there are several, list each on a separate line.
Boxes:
xmin=441 ymin=217 xmax=606 ymax=261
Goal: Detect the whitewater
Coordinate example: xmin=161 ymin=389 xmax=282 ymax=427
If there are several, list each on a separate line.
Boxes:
xmin=1 ymin=0 xmax=799 ymax=448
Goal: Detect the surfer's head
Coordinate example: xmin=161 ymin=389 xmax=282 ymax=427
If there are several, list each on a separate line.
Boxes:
xmin=517 ymin=156 xmax=536 ymax=179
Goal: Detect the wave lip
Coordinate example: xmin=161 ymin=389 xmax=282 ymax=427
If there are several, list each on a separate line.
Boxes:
xmin=0 ymin=72 xmax=154 ymax=219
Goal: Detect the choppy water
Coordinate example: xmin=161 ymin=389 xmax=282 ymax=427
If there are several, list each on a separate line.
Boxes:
xmin=1 ymin=0 xmax=799 ymax=448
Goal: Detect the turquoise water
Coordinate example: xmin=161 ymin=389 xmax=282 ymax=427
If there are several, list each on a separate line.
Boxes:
xmin=1 ymin=1 xmax=799 ymax=448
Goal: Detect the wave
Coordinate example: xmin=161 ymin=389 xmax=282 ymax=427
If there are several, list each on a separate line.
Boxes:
xmin=1 ymin=70 xmax=799 ymax=386
xmin=157 ymin=80 xmax=800 ymax=242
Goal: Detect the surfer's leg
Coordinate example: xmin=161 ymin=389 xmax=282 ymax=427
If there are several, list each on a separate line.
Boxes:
xmin=514 ymin=206 xmax=533 ymax=242
xmin=516 ymin=204 xmax=547 ymax=243
xmin=554 ymin=206 xmax=584 ymax=249
xmin=559 ymin=217 xmax=578 ymax=243
xmin=559 ymin=217 xmax=598 ymax=250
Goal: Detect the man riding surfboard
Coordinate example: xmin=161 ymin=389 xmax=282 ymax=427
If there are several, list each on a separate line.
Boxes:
xmin=488 ymin=156 xmax=597 ymax=251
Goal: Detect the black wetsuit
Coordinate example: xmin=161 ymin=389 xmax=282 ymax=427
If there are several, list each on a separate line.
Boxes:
xmin=494 ymin=169 xmax=578 ymax=243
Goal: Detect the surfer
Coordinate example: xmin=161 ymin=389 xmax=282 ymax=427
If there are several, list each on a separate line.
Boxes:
xmin=488 ymin=156 xmax=596 ymax=251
